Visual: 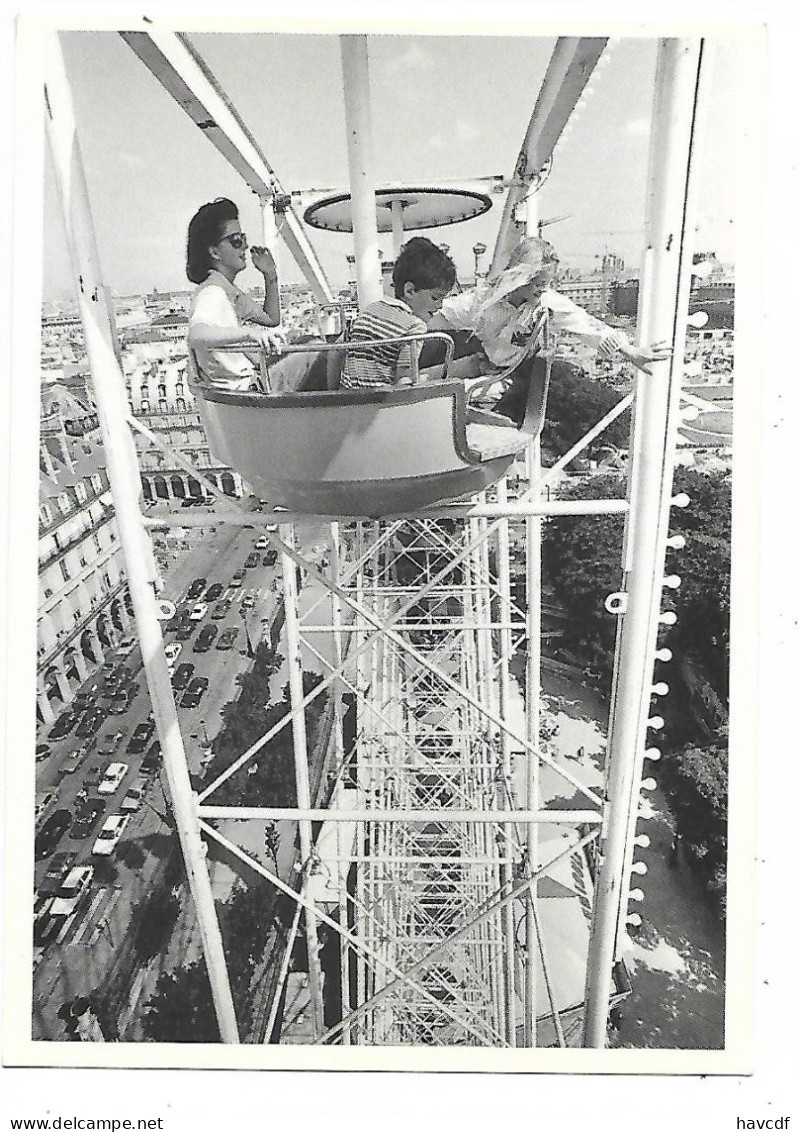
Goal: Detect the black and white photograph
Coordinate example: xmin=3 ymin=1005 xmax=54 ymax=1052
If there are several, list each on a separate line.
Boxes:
xmin=1 ymin=3 xmax=793 ymax=1126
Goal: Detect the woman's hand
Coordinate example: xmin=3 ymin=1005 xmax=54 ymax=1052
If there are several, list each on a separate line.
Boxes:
xmin=253 ymin=326 xmax=286 ymax=355
xmin=250 ymin=245 xmax=278 ymax=282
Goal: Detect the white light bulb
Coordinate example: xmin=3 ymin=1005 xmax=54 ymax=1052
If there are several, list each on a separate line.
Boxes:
xmin=687 ymin=311 xmax=709 ymax=329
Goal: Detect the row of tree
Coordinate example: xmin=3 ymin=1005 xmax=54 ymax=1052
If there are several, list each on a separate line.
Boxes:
xmin=532 ymin=363 xmax=731 ymax=913
xmin=138 ymin=639 xmax=330 ymax=1041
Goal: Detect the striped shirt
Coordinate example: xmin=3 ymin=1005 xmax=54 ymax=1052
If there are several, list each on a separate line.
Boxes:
xmin=340 ymin=298 xmax=427 ymax=390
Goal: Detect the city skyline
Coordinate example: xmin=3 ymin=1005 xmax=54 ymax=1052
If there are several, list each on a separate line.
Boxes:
xmin=41 ymin=29 xmax=743 ymax=302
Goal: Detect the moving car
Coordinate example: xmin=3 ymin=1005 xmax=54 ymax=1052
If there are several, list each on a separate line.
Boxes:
xmin=116 ymin=637 xmax=137 ymax=657
xmin=127 ymin=720 xmax=156 ymax=754
xmin=92 ymin=814 xmax=130 ymax=856
xmin=172 ymin=662 xmax=195 ymax=690
xmin=70 ymin=799 xmax=105 ymax=838
xmin=187 ymin=578 xmax=206 ymax=600
xmin=240 ymin=593 xmax=256 ymax=610
xmin=75 ymin=707 xmax=105 ymax=740
xmin=98 ymin=762 xmax=128 ymax=795
xmin=263 ymin=550 xmax=278 ymax=567
xmin=216 ymin=627 xmax=238 ymax=650
xmin=255 ymin=535 xmax=269 ymax=550
xmin=205 ymin=582 xmax=224 ymax=602
xmin=229 ymin=571 xmax=245 ymax=588
xmin=50 ymin=865 xmax=94 ymax=917
xmin=33 ymin=897 xmax=61 ymax=947
xmin=189 ymin=602 xmax=208 ymax=622
xmin=35 ymin=791 xmax=56 ymax=824
xmin=35 ymin=809 xmax=72 ymax=860
xmin=108 ymin=690 xmax=137 ymax=715
xmin=244 ymin=552 xmax=260 ymax=569
xmin=44 ymin=850 xmax=77 ymax=886
xmin=212 ymin=599 xmax=232 ymax=619
xmin=181 ymin=676 xmax=209 ymax=709
xmin=164 ymin=642 xmax=182 ymax=665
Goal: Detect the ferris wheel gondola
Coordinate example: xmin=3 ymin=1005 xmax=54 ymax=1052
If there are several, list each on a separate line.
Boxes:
xmin=190 ymin=336 xmax=548 ymax=517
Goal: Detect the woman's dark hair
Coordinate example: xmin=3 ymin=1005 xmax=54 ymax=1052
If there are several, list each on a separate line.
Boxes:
xmin=186 ymin=198 xmax=239 ymax=284
xmin=393 ymin=237 xmax=457 ymax=299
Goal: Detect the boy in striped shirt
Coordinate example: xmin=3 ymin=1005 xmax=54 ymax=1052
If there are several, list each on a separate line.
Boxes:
xmin=340 ymin=238 xmax=457 ymax=390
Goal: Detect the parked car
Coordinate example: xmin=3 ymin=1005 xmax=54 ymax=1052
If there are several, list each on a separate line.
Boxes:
xmin=126 ymin=722 xmax=155 ymax=755
xmin=50 ymin=864 xmax=94 ymax=917
xmin=255 ymin=535 xmax=270 ymax=550
xmin=171 ymin=662 xmax=195 ymax=690
xmin=205 ymin=582 xmax=224 ymax=602
xmin=140 ymin=742 xmax=161 ymax=775
xmin=240 ymin=593 xmax=256 ymax=610
xmin=35 ymin=809 xmax=72 ymax=859
xmin=70 ymin=798 xmax=105 ymax=838
xmin=175 ymin=618 xmax=195 ymax=641
xmin=229 ymin=571 xmax=245 ymax=588
xmin=187 ymin=578 xmax=206 ymax=600
xmin=164 ymin=642 xmax=182 ymax=666
xmin=44 ymin=850 xmax=77 ymax=886
xmin=121 ymin=780 xmax=146 ymax=812
xmin=75 ymin=707 xmax=105 ymax=740
xmin=98 ymin=762 xmax=128 ymax=795
xmin=181 ymin=677 xmax=209 ymax=709
xmin=92 ymin=814 xmax=130 ymax=856
xmin=263 ymin=550 xmax=278 ymax=567
xmin=212 ymin=599 xmax=232 ymax=619
xmin=189 ymin=601 xmax=208 ymax=622
xmin=244 ymin=552 xmax=260 ymax=569
xmin=35 ymin=743 xmax=52 ymax=763
xmin=116 ymin=637 xmax=137 ymax=657
xmin=49 ymin=708 xmax=81 ymax=741
xmin=193 ymin=624 xmax=218 ymax=653
xmin=216 ymin=627 xmax=239 ymax=650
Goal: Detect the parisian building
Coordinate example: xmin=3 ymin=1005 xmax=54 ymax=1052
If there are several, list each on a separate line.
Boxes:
xmin=38 ymin=385 xmax=134 ymax=726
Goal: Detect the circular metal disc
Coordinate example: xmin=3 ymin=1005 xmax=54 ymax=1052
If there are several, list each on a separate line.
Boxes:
xmin=303 ymin=186 xmax=493 ymax=234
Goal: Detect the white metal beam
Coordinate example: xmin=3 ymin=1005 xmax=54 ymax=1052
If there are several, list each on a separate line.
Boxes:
xmin=491 ymin=37 xmax=608 ymax=274
xmin=119 ymin=29 xmax=335 ymax=303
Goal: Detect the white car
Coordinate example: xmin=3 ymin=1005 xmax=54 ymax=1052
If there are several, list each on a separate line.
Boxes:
xmin=116 ymin=637 xmax=137 ymax=657
xmin=164 ymin=642 xmax=182 ymax=665
xmin=189 ymin=602 xmax=208 ymax=621
xmin=50 ymin=865 xmax=94 ymax=917
xmin=98 ymin=761 xmax=128 ymax=795
xmin=255 ymin=535 xmax=269 ymax=550
xmin=121 ymin=780 xmax=146 ymax=812
xmin=92 ymin=814 xmax=130 ymax=856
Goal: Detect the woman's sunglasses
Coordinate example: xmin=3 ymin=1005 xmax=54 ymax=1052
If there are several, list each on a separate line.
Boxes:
xmin=219 ymin=233 xmax=248 ymax=250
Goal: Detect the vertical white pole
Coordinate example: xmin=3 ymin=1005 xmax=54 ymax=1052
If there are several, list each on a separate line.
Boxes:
xmin=391 ymin=199 xmax=405 ymax=258
xmin=43 ymin=32 xmax=239 ymax=1042
xmin=583 ymin=38 xmax=710 ymax=1048
xmin=280 ymin=524 xmax=326 ymax=1037
xmin=340 ymin=35 xmax=382 ymax=308
xmin=495 ymin=482 xmax=518 ymax=1046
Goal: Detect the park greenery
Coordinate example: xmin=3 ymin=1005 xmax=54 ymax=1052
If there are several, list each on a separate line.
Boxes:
xmin=536 ymin=409 xmax=731 ymax=913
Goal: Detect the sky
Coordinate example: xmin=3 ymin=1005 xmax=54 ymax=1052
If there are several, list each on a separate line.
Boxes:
xmin=39 ymin=27 xmax=747 ymax=300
